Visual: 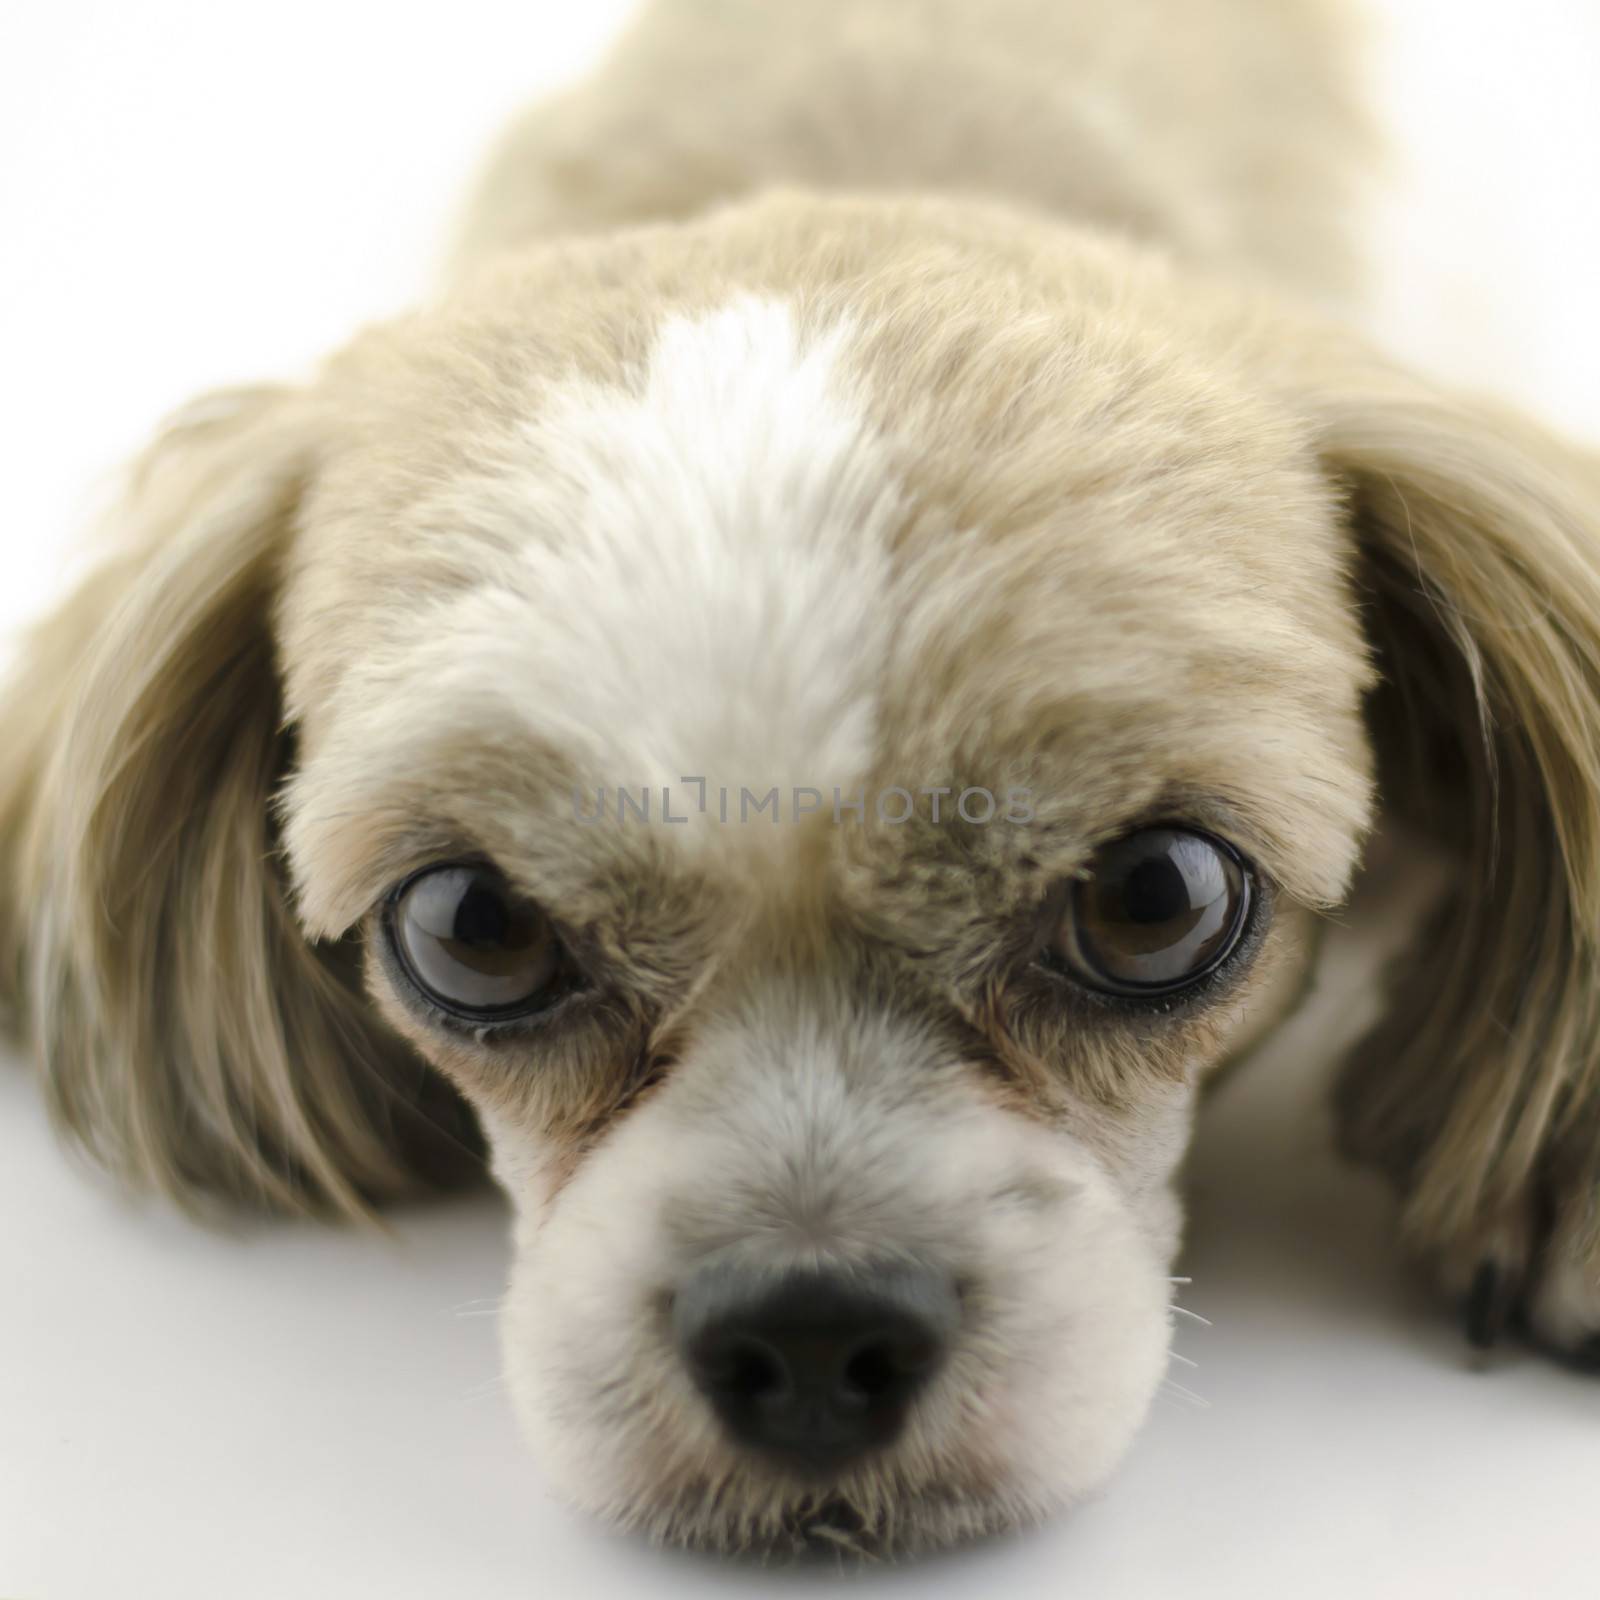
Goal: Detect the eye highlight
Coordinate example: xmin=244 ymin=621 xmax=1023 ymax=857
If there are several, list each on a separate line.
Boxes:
xmin=386 ymin=863 xmax=570 ymax=1020
xmin=1049 ymin=827 xmax=1254 ymax=997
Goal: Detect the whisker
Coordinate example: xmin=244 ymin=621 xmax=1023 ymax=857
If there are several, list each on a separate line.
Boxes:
xmin=450 ymin=1297 xmax=506 ymax=1320
xmin=1167 ymin=1350 xmax=1199 ymax=1368
xmin=1160 ymin=1379 xmax=1212 ymax=1409
xmin=1170 ymin=1305 xmax=1212 ymax=1327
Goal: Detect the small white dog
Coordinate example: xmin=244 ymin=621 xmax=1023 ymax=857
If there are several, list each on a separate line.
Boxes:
xmin=4 ymin=0 xmax=1598 ymax=1556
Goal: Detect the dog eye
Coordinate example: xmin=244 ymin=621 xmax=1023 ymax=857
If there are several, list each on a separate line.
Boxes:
xmin=1050 ymin=827 xmax=1253 ymax=996
xmin=387 ymin=864 xmax=566 ymax=1018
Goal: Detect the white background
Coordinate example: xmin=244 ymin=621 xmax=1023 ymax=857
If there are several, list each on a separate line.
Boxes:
xmin=2 ymin=3 xmax=1598 ymax=1596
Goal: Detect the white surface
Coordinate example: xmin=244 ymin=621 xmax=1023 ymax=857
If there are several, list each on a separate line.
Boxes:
xmin=3 ymin=3 xmax=1599 ymax=1596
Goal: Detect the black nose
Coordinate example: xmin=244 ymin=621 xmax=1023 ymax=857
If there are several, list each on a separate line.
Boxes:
xmin=673 ymin=1263 xmax=959 ymax=1473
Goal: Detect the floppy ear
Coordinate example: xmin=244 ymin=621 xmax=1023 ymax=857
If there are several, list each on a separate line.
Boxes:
xmin=1291 ymin=340 xmax=1600 ymax=1321
xmin=0 ymin=391 xmax=480 ymax=1218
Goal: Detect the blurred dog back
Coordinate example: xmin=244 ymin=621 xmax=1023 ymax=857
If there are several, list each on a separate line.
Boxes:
xmin=453 ymin=0 xmax=1374 ymax=304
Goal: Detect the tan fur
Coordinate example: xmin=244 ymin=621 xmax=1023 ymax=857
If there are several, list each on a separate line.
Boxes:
xmin=1293 ymin=351 xmax=1600 ymax=1300
xmin=4 ymin=0 xmax=1597 ymax=1557
xmin=0 ymin=389 xmax=481 ymax=1214
xmin=453 ymin=0 xmax=1374 ymax=304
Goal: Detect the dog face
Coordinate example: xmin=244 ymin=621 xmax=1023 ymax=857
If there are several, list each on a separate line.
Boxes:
xmin=6 ymin=193 xmax=1599 ymax=1553
xmin=269 ymin=197 xmax=1373 ymax=1547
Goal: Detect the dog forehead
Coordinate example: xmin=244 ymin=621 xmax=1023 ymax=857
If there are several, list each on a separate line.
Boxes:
xmin=282 ymin=247 xmax=1372 ymax=932
xmin=440 ymin=294 xmax=902 ymax=801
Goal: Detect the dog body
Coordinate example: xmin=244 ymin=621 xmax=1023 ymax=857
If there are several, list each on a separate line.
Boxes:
xmin=5 ymin=0 xmax=1599 ymax=1555
xmin=454 ymin=0 xmax=1369 ymax=301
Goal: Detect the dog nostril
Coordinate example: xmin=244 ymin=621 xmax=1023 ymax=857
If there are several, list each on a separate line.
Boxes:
xmin=705 ymin=1336 xmax=787 ymax=1400
xmin=841 ymin=1339 xmax=898 ymax=1399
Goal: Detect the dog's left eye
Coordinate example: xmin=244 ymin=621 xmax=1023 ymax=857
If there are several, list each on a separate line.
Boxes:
xmin=1047 ymin=826 xmax=1254 ymax=997
xmin=386 ymin=864 xmax=569 ymax=1019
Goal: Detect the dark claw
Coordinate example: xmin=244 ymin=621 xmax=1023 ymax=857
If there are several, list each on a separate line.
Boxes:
xmin=1463 ymin=1261 xmax=1507 ymax=1350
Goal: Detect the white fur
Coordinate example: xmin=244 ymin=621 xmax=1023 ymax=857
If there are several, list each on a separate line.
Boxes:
xmin=495 ymin=974 xmax=1178 ymax=1547
xmin=394 ymin=297 xmax=899 ymax=818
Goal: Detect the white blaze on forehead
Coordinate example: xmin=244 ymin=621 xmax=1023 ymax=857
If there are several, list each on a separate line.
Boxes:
xmin=285 ymin=297 xmax=911 ymax=931
xmin=446 ymin=295 xmax=905 ymax=812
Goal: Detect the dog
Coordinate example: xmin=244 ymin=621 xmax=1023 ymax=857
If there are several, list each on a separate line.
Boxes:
xmin=3 ymin=0 xmax=1598 ymax=1558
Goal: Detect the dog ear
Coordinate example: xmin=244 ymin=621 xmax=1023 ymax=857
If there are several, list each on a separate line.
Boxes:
xmin=1284 ymin=336 xmax=1600 ymax=1309
xmin=0 ymin=390 xmax=481 ymax=1218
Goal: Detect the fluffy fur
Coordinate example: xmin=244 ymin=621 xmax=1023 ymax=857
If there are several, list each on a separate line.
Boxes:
xmin=3 ymin=0 xmax=1598 ymax=1557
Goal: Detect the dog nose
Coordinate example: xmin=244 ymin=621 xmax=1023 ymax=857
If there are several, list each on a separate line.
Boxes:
xmin=673 ymin=1263 xmax=959 ymax=1472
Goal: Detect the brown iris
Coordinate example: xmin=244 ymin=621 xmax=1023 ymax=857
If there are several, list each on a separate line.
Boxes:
xmin=1053 ymin=827 xmax=1253 ymax=995
xmin=390 ymin=864 xmax=565 ymax=1018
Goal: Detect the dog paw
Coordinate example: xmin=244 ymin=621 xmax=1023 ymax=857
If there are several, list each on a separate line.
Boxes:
xmin=1524 ymin=1195 xmax=1600 ymax=1367
xmin=1428 ymin=1181 xmax=1600 ymax=1366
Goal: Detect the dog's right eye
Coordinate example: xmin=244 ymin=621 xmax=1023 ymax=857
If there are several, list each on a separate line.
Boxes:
xmin=386 ymin=864 xmax=570 ymax=1020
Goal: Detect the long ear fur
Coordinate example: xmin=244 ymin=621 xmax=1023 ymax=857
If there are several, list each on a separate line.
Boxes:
xmin=0 ymin=392 xmax=480 ymax=1218
xmin=1293 ymin=343 xmax=1600 ymax=1294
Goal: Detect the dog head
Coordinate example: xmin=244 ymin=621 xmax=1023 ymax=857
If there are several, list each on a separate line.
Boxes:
xmin=6 ymin=193 xmax=1599 ymax=1552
